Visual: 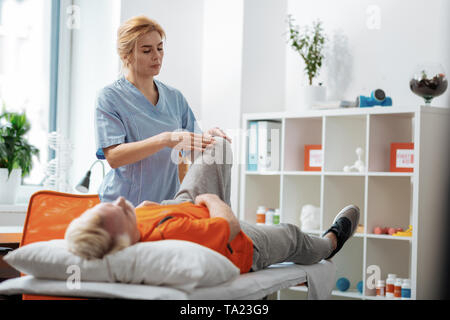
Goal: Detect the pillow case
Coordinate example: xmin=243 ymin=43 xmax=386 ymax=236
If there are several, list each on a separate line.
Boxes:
xmin=4 ymin=239 xmax=240 ymax=292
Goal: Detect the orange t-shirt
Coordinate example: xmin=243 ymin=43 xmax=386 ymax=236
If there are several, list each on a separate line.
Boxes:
xmin=135 ymin=202 xmax=254 ymax=274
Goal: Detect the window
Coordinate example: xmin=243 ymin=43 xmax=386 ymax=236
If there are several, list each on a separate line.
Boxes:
xmin=0 ymin=0 xmax=56 ymax=185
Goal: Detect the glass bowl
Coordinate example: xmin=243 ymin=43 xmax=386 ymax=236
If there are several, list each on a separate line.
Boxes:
xmin=409 ymin=63 xmax=448 ymax=105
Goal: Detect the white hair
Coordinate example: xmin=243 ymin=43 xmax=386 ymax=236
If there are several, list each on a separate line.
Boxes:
xmin=65 ymin=210 xmax=131 ymax=260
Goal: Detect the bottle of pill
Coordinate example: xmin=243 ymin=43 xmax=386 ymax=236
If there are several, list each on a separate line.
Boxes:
xmin=256 ymin=206 xmax=266 ymax=225
xmin=265 ymin=209 xmax=275 ymax=225
xmin=394 ymin=278 xmax=403 ymax=299
xmin=376 ymin=280 xmax=385 ymax=297
xmin=386 ymin=274 xmax=397 ymax=298
xmin=401 ymin=279 xmax=411 ymax=300
xmin=273 ymin=209 xmax=280 ymax=225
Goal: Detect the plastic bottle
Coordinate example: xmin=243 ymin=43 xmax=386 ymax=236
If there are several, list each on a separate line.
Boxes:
xmin=401 ymin=279 xmax=411 ymax=300
xmin=265 ymin=209 xmax=275 ymax=225
xmin=386 ymin=274 xmax=397 ymax=298
xmin=376 ymin=280 xmax=385 ymax=297
xmin=394 ymin=278 xmax=403 ymax=299
xmin=256 ymin=206 xmax=266 ymax=225
xmin=273 ymin=209 xmax=280 ymax=225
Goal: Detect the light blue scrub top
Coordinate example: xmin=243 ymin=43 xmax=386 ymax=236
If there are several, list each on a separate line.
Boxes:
xmin=95 ymin=77 xmax=201 ymax=206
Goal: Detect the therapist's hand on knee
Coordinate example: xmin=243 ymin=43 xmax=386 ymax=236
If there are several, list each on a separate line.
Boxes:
xmin=205 ymin=127 xmax=232 ymax=143
xmin=166 ymin=131 xmax=215 ymax=152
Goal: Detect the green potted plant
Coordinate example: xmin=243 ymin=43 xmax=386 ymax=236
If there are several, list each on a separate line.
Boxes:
xmin=0 ymin=108 xmax=39 ymax=204
xmin=287 ymin=15 xmax=327 ymax=109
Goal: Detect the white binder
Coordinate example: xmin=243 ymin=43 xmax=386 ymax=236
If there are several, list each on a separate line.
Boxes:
xmin=257 ymin=121 xmax=281 ymax=171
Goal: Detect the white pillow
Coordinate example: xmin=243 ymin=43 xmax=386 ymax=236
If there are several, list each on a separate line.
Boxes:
xmin=4 ymin=239 xmax=240 ymax=292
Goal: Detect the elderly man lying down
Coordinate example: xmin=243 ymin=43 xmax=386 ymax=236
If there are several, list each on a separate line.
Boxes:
xmin=65 ymin=137 xmax=359 ymax=274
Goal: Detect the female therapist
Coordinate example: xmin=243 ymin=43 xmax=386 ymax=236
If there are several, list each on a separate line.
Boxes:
xmin=95 ymin=16 xmax=230 ymax=206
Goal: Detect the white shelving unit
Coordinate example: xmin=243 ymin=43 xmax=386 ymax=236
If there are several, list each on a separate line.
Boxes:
xmin=239 ymin=106 xmax=449 ymax=300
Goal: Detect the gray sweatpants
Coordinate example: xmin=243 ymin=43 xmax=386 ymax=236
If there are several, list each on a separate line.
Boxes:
xmin=162 ymin=137 xmax=333 ymax=271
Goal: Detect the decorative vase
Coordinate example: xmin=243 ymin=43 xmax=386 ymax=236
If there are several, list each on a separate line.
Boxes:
xmin=301 ymin=85 xmax=327 ymax=109
xmin=0 ymin=168 xmax=22 ymax=204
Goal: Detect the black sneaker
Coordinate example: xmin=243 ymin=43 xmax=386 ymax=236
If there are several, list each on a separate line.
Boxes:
xmin=322 ymin=205 xmax=360 ymax=260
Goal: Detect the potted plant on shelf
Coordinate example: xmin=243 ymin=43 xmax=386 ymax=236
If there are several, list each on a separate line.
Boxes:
xmin=0 ymin=108 xmax=39 ymax=204
xmin=287 ymin=15 xmax=327 ymax=109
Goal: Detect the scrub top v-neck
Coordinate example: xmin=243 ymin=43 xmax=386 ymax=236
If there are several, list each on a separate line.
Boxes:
xmin=95 ymin=76 xmax=201 ymax=206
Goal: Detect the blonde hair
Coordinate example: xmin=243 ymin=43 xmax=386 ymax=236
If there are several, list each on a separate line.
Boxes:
xmin=65 ymin=210 xmax=131 ymax=260
xmin=117 ymin=15 xmax=166 ymax=72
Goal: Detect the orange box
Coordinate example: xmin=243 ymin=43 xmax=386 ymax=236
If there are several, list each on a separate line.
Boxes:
xmin=304 ymin=145 xmax=322 ymax=171
xmin=390 ymin=143 xmax=414 ymax=172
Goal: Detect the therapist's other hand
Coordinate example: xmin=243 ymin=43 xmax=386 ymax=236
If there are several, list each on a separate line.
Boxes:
xmin=205 ymin=127 xmax=232 ymax=143
xmin=166 ymin=131 xmax=215 ymax=152
xmin=195 ymin=194 xmax=240 ymax=242
xmin=194 ymin=193 xmax=222 ymax=209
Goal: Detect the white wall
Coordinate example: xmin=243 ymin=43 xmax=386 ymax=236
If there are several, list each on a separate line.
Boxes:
xmin=120 ymin=0 xmax=204 ymax=119
xmin=241 ymin=0 xmax=288 ymax=113
xmin=286 ymin=0 xmax=450 ymax=110
xmin=201 ymin=0 xmax=244 ymax=213
xmin=68 ymin=0 xmax=121 ymax=191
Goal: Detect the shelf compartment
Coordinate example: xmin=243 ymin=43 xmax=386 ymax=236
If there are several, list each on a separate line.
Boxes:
xmin=368 ymin=113 xmax=415 ymax=172
xmin=366 ymin=176 xmax=412 ymax=235
xmin=323 ymin=115 xmax=367 ymax=172
xmin=332 ymin=237 xmax=364 ymax=295
xmin=243 ymin=175 xmax=281 ymax=224
xmin=282 ymin=175 xmax=321 ymax=227
xmin=322 ymin=176 xmax=365 ymax=230
xmin=284 ymin=117 xmax=323 ymax=172
xmin=365 ymin=238 xmax=411 ymax=297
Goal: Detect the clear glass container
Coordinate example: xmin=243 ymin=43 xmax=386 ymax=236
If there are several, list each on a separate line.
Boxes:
xmin=410 ymin=63 xmax=448 ymax=105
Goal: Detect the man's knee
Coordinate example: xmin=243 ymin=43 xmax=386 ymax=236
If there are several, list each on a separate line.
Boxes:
xmin=196 ymin=136 xmax=233 ymax=165
xmin=215 ymin=137 xmax=233 ymax=163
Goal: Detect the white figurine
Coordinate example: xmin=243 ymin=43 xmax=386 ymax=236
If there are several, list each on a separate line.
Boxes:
xmin=344 ymin=147 xmax=365 ymax=173
xmin=299 ymin=204 xmax=320 ymax=231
